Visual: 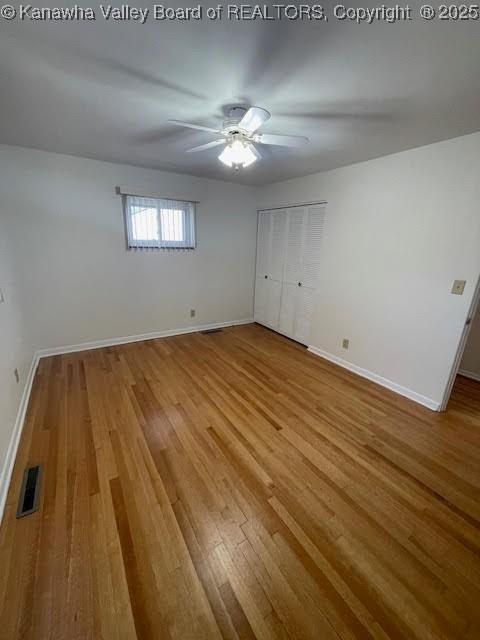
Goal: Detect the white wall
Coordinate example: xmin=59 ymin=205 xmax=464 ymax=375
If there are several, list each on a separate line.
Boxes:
xmin=0 ymin=145 xmax=258 ymax=353
xmin=0 ymin=213 xmax=34 ymax=502
xmin=460 ymin=305 xmax=480 ymax=380
xmin=259 ymin=132 xmax=480 ymax=407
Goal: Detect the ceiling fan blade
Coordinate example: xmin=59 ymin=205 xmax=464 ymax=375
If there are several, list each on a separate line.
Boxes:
xmin=250 ymin=144 xmax=262 ymax=160
xmin=256 ymin=133 xmax=309 ymax=148
xmin=238 ymin=107 xmax=271 ymax=134
xmin=187 ymin=139 xmax=226 ymax=153
xmin=168 ymin=119 xmax=221 ymax=133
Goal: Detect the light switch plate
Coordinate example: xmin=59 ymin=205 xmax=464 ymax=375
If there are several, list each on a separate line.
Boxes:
xmin=451 ymin=280 xmax=466 ymax=295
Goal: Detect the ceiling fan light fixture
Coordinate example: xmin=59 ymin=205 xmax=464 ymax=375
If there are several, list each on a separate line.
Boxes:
xmin=219 ymin=139 xmax=257 ymax=169
xmin=170 ymin=105 xmax=309 ymax=168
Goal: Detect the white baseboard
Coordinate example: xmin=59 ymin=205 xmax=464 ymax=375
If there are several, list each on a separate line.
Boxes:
xmin=0 ymin=317 xmax=253 ymax=525
xmin=458 ymin=368 xmax=480 ymax=383
xmin=0 ymin=353 xmax=40 ymax=524
xmin=35 ymin=318 xmax=254 ymax=358
xmin=307 ymin=345 xmax=440 ymax=411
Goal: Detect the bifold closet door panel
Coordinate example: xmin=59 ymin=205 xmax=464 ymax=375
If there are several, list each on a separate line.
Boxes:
xmin=294 ymin=286 xmax=315 ymax=345
xmin=293 ymin=205 xmax=326 ymax=344
xmin=265 ymin=280 xmax=283 ymax=329
xmin=278 ymin=281 xmax=297 ymax=336
xmin=284 ymin=207 xmax=305 ymax=285
xmin=254 ymin=276 xmax=268 ymax=325
xmin=268 ymin=210 xmax=287 ymax=281
xmin=302 ymin=205 xmax=326 ymax=288
xmin=256 ymin=211 xmax=271 ymax=280
xmin=278 ymin=207 xmax=304 ymax=338
xmin=254 ymin=211 xmax=271 ymax=326
xmin=264 ymin=210 xmax=287 ymax=330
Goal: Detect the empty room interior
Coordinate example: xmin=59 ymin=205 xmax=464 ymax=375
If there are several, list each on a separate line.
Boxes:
xmin=1 ymin=4 xmax=480 ymax=639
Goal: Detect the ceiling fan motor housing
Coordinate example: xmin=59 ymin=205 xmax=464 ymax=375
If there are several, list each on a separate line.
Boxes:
xmin=227 ymin=106 xmax=248 ymax=120
xmin=222 ymin=119 xmax=242 ymax=134
xmin=223 ymin=107 xmax=249 ymax=134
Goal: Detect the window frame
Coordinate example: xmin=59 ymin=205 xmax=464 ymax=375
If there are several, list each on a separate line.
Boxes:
xmin=123 ymin=195 xmax=196 ymax=251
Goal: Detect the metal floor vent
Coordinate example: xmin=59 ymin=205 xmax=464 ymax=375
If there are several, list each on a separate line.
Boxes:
xmin=16 ymin=464 xmax=42 ymax=518
xmin=201 ymin=328 xmax=224 ymax=335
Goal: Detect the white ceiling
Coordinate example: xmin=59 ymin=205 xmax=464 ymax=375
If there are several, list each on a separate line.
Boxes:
xmin=1 ymin=2 xmax=479 ymax=185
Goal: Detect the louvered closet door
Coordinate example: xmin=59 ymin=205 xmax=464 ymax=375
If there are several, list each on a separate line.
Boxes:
xmin=278 ymin=208 xmax=305 ymax=337
xmin=265 ymin=210 xmax=287 ymax=330
xmin=255 ymin=204 xmax=325 ymax=344
xmin=293 ymin=205 xmax=326 ymax=345
xmin=254 ymin=211 xmax=271 ymax=326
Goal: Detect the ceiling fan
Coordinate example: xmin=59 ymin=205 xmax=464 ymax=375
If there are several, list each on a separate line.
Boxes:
xmin=168 ymin=106 xmax=309 ymax=170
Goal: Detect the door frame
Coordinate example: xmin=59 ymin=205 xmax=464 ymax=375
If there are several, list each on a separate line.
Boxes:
xmin=439 ymin=273 xmax=480 ymax=411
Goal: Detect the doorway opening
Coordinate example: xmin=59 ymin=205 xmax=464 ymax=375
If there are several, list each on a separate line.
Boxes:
xmin=440 ymin=275 xmax=480 ymax=411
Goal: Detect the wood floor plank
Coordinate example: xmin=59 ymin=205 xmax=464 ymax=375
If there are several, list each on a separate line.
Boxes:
xmin=1 ymin=323 xmax=480 ymax=639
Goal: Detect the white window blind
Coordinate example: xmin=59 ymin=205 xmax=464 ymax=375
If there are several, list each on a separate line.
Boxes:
xmin=124 ymin=195 xmax=196 ymax=250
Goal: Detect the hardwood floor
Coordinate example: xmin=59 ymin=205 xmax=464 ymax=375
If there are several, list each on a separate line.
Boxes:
xmin=1 ymin=323 xmax=480 ymax=639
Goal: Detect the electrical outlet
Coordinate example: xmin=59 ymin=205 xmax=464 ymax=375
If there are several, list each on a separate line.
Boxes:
xmin=451 ymin=280 xmax=466 ymax=295
xmin=190 ymin=309 xmax=196 ymax=318
xmin=14 ymin=368 xmax=19 ymax=383
xmin=342 ymin=338 xmax=349 ymax=350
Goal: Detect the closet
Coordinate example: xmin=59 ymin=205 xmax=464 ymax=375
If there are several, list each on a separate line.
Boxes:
xmin=254 ymin=203 xmax=326 ymax=346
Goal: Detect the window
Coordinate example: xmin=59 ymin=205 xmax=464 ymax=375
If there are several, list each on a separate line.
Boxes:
xmin=124 ymin=195 xmax=196 ymax=249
